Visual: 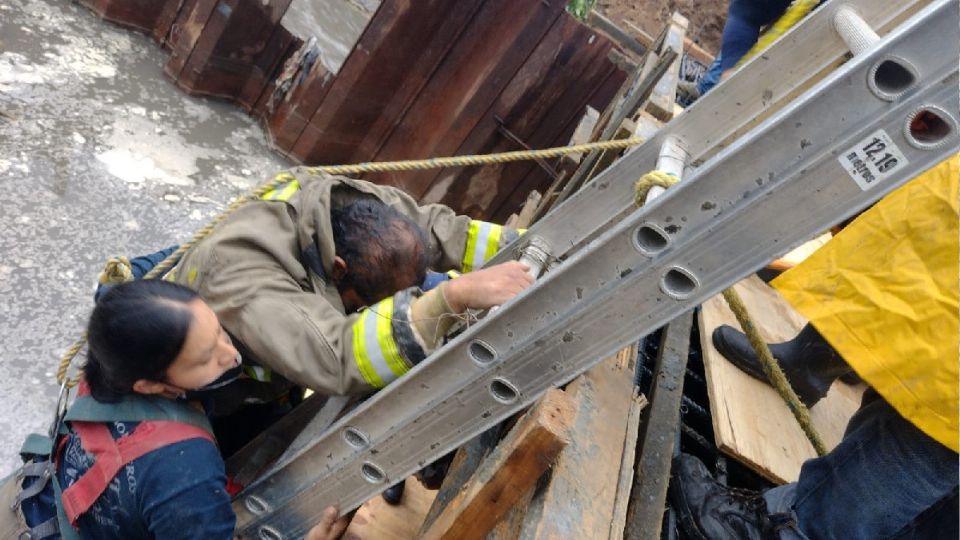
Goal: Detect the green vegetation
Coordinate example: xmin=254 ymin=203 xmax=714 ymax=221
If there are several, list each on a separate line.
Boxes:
xmin=567 ymin=0 xmax=597 ymax=21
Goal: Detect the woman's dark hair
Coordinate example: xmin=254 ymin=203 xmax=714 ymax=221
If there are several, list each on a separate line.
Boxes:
xmin=331 ymin=199 xmax=429 ymax=301
xmin=84 ymin=280 xmax=199 ymax=402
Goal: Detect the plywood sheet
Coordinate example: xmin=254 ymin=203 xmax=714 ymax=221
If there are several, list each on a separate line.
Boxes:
xmin=343 ymin=477 xmax=437 ymax=540
xmin=699 ymin=276 xmax=864 ymax=483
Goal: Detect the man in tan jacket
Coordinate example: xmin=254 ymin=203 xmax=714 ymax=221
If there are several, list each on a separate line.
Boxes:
xmin=169 ymin=168 xmax=531 ymax=412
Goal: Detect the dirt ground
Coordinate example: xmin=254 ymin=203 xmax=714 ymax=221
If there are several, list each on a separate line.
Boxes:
xmin=597 ymin=0 xmax=728 ymax=55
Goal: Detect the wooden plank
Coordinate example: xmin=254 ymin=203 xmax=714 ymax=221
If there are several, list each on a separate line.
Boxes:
xmin=242 ymin=25 xmax=302 ymax=114
xmin=368 ymin=0 xmax=566 ymax=196
xmin=630 ymin=110 xmax=662 ymax=141
xmin=163 ymin=0 xmax=219 ymax=80
xmin=485 ymin=487 xmax=535 ymax=540
xmin=513 ymin=190 xmax=541 ymax=229
xmin=418 ymin=426 xmax=504 ymax=536
xmin=586 ymin=11 xmax=647 ymax=58
xmin=644 ymin=12 xmax=688 ymax=122
xmin=587 ymin=119 xmax=635 ymax=182
xmin=553 ymin=46 xmax=676 ymax=207
xmin=624 ymin=18 xmax=714 ymax=67
xmin=342 ymin=477 xmax=438 ymax=540
xmin=699 ymin=276 xmax=864 ymax=484
xmin=609 ymin=391 xmax=647 ymax=540
xmin=290 ymin=0 xmax=485 ymax=166
xmin=154 ymin=0 xmax=193 ymax=47
xmin=512 ymin=347 xmax=639 ymax=540
xmin=567 ymin=106 xmax=601 ymax=162
xmin=624 ymin=313 xmax=693 ymax=540
xmin=420 ymin=388 xmax=576 ymax=540
xmin=608 ymin=48 xmax=639 ymax=74
xmin=224 ymin=393 xmax=332 ymax=488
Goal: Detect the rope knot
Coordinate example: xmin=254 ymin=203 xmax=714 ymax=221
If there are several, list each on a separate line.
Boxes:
xmin=98 ymin=256 xmax=134 ymax=285
xmin=634 ymin=170 xmax=679 ymax=207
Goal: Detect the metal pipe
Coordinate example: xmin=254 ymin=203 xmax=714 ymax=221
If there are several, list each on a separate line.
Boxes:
xmin=645 ymin=135 xmax=689 ymax=203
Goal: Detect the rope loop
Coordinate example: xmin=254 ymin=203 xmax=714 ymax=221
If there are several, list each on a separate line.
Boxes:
xmin=97 ymin=256 xmax=134 ymax=285
xmin=634 ymin=170 xmax=679 ymax=207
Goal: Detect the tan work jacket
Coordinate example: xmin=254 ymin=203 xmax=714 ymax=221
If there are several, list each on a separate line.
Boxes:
xmin=171 ymin=169 xmax=518 ymax=401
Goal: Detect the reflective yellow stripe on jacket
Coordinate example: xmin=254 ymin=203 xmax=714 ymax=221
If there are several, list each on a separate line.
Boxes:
xmin=243 ymin=365 xmax=272 ymax=382
xmin=352 ymin=297 xmax=411 ymax=389
xmin=262 ymin=173 xmax=301 ymax=202
xmin=462 ymin=220 xmax=504 ymax=272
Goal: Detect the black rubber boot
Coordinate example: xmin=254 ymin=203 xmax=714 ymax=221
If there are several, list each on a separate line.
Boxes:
xmin=711 ymin=323 xmax=852 ymax=408
xmin=416 ymin=451 xmax=455 ymax=490
xmin=381 ymin=481 xmax=405 ymax=505
xmin=670 ymin=454 xmax=776 ymax=540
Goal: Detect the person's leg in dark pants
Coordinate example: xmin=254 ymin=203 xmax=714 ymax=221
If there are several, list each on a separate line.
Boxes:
xmin=674 ymin=389 xmax=958 ymax=539
xmin=786 ymin=390 xmax=958 ymax=539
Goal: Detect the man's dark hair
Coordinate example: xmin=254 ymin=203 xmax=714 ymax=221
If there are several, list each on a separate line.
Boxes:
xmin=84 ymin=280 xmax=198 ymax=402
xmin=330 ymin=199 xmax=429 ymax=302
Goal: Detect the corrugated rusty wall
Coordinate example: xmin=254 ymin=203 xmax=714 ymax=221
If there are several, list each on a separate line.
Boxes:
xmin=79 ymin=0 xmax=625 ymax=221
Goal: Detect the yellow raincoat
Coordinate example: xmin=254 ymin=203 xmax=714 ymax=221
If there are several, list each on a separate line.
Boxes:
xmin=773 ymin=156 xmax=959 ymax=452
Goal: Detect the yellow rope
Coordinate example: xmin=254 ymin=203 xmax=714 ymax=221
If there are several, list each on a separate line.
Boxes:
xmin=97 ymin=256 xmax=133 ymax=285
xmin=721 ymin=289 xmax=827 ymax=455
xmin=57 ymin=138 xmax=645 ymax=388
xmin=634 ymin=170 xmax=678 ymax=206
xmin=304 ymin=137 xmax=643 ymax=177
xmin=736 ymin=0 xmax=819 ymax=67
xmin=634 ymin=169 xmax=827 ymax=456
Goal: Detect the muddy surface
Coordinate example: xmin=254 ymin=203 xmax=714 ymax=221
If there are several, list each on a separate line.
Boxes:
xmin=0 ymin=0 xmax=287 ymax=470
xmin=598 ymin=0 xmax=727 ymax=54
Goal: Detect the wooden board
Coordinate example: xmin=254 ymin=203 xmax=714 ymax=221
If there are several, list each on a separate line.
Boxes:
xmin=342 ymin=477 xmax=438 ymax=540
xmin=644 ymin=12 xmax=687 ymax=122
xmin=512 ymin=347 xmax=640 ymax=539
xmin=699 ymin=276 xmax=864 ymax=483
xmin=420 ymin=388 xmax=575 ymax=540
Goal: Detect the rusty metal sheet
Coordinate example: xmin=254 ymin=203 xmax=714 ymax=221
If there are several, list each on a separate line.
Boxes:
xmin=364 ymin=0 xmax=566 ymax=195
xmin=78 ymin=0 xmax=180 ymax=36
xmin=426 ymin=16 xmax=619 ymax=218
xmin=289 ymin=0 xmax=485 ymax=166
xmin=490 ymin=64 xmax=622 ymax=222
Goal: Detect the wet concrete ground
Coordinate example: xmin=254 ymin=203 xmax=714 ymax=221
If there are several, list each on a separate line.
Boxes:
xmin=0 ymin=0 xmax=288 ymax=470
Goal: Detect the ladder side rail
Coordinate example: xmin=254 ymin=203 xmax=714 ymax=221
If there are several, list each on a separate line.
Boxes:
xmin=487 ymin=0 xmax=930 ymax=266
xmin=234 ymin=3 xmax=958 ymax=536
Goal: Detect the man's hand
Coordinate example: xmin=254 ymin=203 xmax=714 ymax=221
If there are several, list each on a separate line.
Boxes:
xmin=305 ymin=506 xmax=349 ymax=540
xmin=442 ymin=261 xmax=534 ymax=312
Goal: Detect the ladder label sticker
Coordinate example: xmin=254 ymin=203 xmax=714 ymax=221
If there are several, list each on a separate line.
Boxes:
xmin=839 ymin=129 xmax=908 ymax=190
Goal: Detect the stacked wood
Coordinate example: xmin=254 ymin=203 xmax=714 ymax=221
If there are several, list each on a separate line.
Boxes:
xmin=531 ymin=10 xmax=688 ymax=219
xmin=349 ymin=348 xmax=644 ymax=540
xmin=420 ymin=388 xmax=576 ymax=540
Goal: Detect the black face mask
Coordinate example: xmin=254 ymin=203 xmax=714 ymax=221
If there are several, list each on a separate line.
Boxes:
xmin=181 ymin=355 xmax=243 ymax=401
